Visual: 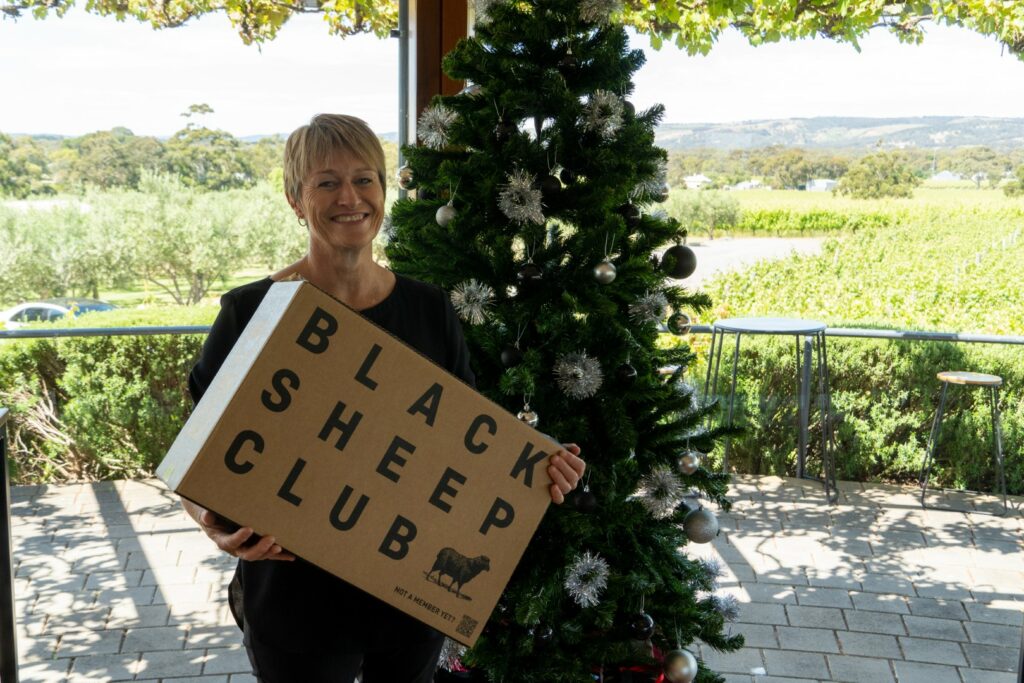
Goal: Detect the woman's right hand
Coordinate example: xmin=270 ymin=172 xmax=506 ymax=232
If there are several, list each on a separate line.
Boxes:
xmin=198 ymin=508 xmax=296 ymax=562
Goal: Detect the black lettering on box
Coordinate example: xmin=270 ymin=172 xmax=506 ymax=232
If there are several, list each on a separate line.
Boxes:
xmin=464 ymin=414 xmax=497 ymax=454
xmin=355 ymin=344 xmax=383 ymax=390
xmin=479 ymin=497 xmax=515 ymax=535
xmin=376 ymin=436 xmax=416 ymax=483
xmin=429 ymin=467 xmax=466 ymax=513
xmin=318 ymin=401 xmax=364 ymax=451
xmin=296 ymin=307 xmax=338 ymax=354
xmin=509 ymin=441 xmax=547 ymax=488
xmin=261 ymin=368 xmax=300 ymax=413
xmin=378 ymin=515 xmax=417 ymax=560
xmin=329 ymin=485 xmax=370 ymax=531
xmin=277 ymin=458 xmax=306 ymax=506
xmin=224 ymin=430 xmax=264 ymax=474
xmin=408 ymin=383 xmax=444 ymax=426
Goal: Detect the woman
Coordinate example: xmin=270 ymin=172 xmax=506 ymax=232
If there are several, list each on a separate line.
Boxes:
xmin=181 ymin=114 xmax=586 ymax=683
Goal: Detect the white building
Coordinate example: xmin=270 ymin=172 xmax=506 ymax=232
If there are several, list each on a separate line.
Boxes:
xmin=806 ymin=178 xmax=837 ymax=192
xmin=684 ymin=174 xmax=712 ymax=190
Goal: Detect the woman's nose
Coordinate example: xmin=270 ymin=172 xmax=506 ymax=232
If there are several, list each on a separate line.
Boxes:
xmin=336 ymin=181 xmax=360 ymax=205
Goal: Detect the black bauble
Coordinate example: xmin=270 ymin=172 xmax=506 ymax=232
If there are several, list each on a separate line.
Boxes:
xmin=559 ymin=167 xmax=577 ymax=185
xmin=618 ymin=202 xmax=641 ymax=228
xmin=623 ymin=100 xmax=636 ymax=117
xmin=533 ymin=624 xmax=554 ymax=644
xmin=494 ymin=120 xmax=516 ymax=141
xmin=517 ymin=262 xmax=543 ymax=285
xmin=558 ymin=51 xmax=578 ymax=72
xmin=538 ymin=174 xmax=562 ymax=199
xmin=616 ymin=363 xmax=638 ymax=385
xmin=626 ymin=612 xmax=655 ymax=640
xmin=571 ymin=488 xmax=599 ymax=513
xmin=661 ymin=244 xmax=697 ymax=280
xmin=500 ymin=345 xmax=523 ymax=367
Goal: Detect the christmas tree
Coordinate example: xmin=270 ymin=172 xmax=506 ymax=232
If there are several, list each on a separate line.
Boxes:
xmin=386 ymin=0 xmax=742 ymax=680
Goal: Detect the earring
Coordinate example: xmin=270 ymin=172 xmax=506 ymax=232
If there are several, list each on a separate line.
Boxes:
xmin=297 ymin=216 xmax=308 ymax=228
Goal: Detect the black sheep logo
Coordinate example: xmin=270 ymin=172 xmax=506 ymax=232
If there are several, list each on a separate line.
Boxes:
xmin=426 ymin=547 xmax=490 ymax=600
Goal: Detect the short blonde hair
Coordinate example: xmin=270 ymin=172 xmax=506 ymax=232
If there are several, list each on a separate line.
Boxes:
xmin=283 ymin=114 xmax=387 ymax=203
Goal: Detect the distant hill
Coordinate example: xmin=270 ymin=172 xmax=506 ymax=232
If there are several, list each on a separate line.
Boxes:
xmin=653 ymin=116 xmax=1024 ymax=151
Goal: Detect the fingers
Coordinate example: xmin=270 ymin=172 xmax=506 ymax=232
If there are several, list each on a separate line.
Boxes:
xmin=548 ymin=447 xmax=586 ymax=505
xmin=200 ymin=515 xmax=294 ymax=562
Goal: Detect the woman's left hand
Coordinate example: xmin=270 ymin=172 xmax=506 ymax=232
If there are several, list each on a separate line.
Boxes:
xmin=547 ymin=443 xmax=585 ymax=505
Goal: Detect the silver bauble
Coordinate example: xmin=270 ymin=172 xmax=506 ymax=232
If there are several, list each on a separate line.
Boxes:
xmin=663 ymin=649 xmax=698 ymax=683
xmin=459 ymin=82 xmax=482 ymax=97
xmin=396 ymin=163 xmax=416 ymax=190
xmin=593 ymin=259 xmax=617 ymax=284
xmin=678 ymin=450 xmax=701 ymax=475
xmin=668 ymin=312 xmax=692 ymax=335
xmin=517 ymin=409 xmax=539 ymax=428
xmin=436 ymin=203 xmax=457 ymax=227
xmin=683 ymin=507 xmax=719 ymax=544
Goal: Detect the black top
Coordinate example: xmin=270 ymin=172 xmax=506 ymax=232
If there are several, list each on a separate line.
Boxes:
xmin=189 ymin=274 xmax=475 ymax=651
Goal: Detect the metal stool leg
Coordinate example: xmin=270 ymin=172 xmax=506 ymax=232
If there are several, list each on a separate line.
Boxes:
xmin=816 ymin=331 xmax=838 ymax=503
xmin=797 ymin=337 xmax=811 ymax=480
xmin=703 ymin=328 xmax=718 ymax=406
xmin=722 ymin=333 xmax=742 ymax=473
xmin=990 ymin=386 xmax=1008 ymax=516
xmin=920 ymin=382 xmax=950 ymax=509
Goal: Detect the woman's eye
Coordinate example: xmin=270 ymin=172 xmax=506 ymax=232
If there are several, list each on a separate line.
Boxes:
xmin=356 ymin=177 xmax=374 ymax=185
xmin=319 ymin=181 xmax=337 ymax=189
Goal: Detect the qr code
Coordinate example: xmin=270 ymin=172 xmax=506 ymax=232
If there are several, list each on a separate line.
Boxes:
xmin=456 ymin=615 xmax=478 ymax=638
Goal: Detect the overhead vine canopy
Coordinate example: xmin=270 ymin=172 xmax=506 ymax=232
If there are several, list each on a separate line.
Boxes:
xmin=4 ymin=0 xmax=1024 ymax=55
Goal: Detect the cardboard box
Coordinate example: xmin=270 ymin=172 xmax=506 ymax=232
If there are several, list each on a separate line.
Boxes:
xmin=158 ymin=281 xmax=557 ymax=645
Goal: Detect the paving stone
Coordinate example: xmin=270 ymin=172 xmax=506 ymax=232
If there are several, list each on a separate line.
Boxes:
xmin=776 ymin=626 xmax=839 ymax=653
xmin=891 ymin=660 xmax=963 ymax=683
xmin=859 ymin=572 xmax=917 ymax=596
xmin=961 ymin=642 xmax=1019 ymax=672
xmin=826 ymin=654 xmax=895 ymax=682
xmin=835 ymin=631 xmax=902 ymax=659
xmin=228 ymin=674 xmax=258 ymax=683
xmin=898 ymin=636 xmax=968 ymax=665
xmin=842 ymin=609 xmax=906 ymax=635
xmin=134 ymin=649 xmax=204 ymax=679
xmin=202 ymin=647 xmax=252 ymax=675
xmin=17 ymin=661 xmax=70 ymax=683
xmin=903 ymin=615 xmax=967 ymax=641
xmin=56 ymin=629 xmax=124 ymax=657
xmin=731 ymin=622 xmax=777 ymax=648
xmin=964 ymin=601 xmax=1023 ymax=626
xmin=741 ymin=583 xmax=798 ymax=604
xmin=699 ymin=646 xmax=765 ymax=674
xmin=794 ymin=586 xmax=852 ymax=608
xmin=106 ymin=603 xmax=169 ymax=628
xmin=905 ymin=597 xmax=968 ymax=620
xmin=120 ymin=625 xmax=187 ymax=653
xmin=761 ymin=649 xmax=829 ymax=679
xmin=964 ymin=620 xmax=1020 ymax=646
xmin=785 ymin=605 xmax=846 ymax=630
xmin=958 ymin=669 xmax=1018 ymax=683
xmin=186 ymin=625 xmax=242 ymax=650
xmin=736 ymin=602 xmax=788 ymax=625
xmin=850 ymin=592 xmax=908 ymax=613
xmin=67 ymin=652 xmax=140 ymax=682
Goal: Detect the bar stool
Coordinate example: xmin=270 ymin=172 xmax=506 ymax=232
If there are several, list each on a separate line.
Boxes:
xmin=919 ymin=371 xmax=1008 ymax=515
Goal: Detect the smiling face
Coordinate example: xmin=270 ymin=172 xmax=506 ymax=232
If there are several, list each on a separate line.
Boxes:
xmin=290 ymin=148 xmax=385 ymax=256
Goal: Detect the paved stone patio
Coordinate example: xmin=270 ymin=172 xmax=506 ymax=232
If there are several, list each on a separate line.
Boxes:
xmin=8 ymin=476 xmax=1023 ymax=682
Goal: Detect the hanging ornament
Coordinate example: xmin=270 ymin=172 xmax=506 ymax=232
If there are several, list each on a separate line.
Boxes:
xmin=572 ymin=486 xmax=599 ymax=513
xmin=563 ymin=551 xmax=610 ymax=608
xmin=629 ymin=290 xmax=668 ymax=326
xmin=578 ymin=0 xmax=621 ymax=23
xmin=582 ymin=90 xmax=625 ymax=141
xmin=663 ymin=649 xmax=699 ymax=683
xmin=396 ymin=163 xmax=416 ymax=190
xmin=622 ymin=99 xmax=636 ymax=117
xmin=683 ymin=507 xmax=720 ymax=544
xmin=494 ymin=118 xmax=516 ymax=142
xmin=636 ymin=465 xmax=685 ymax=519
xmin=616 ymin=362 xmax=637 ymax=385
xmin=559 ymin=167 xmax=577 ymax=185
xmin=710 ymin=593 xmax=741 ymax=621
xmin=499 ymin=169 xmax=545 ymax=225
xmin=678 ymin=450 xmax=702 ymax=476
xmin=459 ymin=81 xmax=482 ymax=97
xmin=516 ymin=405 xmax=539 ymax=428
xmin=501 ymin=344 xmax=524 ymax=367
xmin=668 ymin=312 xmax=692 ymax=335
xmin=538 ymin=174 xmax=561 ymax=199
xmin=593 ymin=260 xmax=616 ymax=284
xmin=554 ymin=351 xmax=604 ymax=399
xmin=654 ymin=183 xmax=671 ymax=202
xmin=617 ymin=202 xmax=641 ymax=228
xmin=529 ymin=624 xmax=554 ymax=644
xmin=661 ymin=243 xmax=697 ymax=280
xmin=418 ymin=104 xmax=457 ymax=150
xmin=517 ymin=262 xmax=543 ymax=285
xmin=438 ymin=637 xmax=467 ymax=672
xmin=436 ymin=202 xmax=457 ymax=227
xmin=450 ymin=279 xmax=495 ymax=325
xmin=558 ymin=46 xmax=578 ymax=73
xmin=627 ymin=611 xmax=655 ymax=640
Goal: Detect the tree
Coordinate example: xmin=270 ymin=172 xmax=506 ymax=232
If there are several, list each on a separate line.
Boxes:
xmin=0 ymin=133 xmax=52 ymax=198
xmin=671 ymin=191 xmax=740 ymax=240
xmin=387 ymin=1 xmax=738 ymax=681
xmin=164 ymin=112 xmax=255 ymax=191
xmin=835 ymin=151 xmax=921 ymax=199
xmin=941 ymin=146 xmax=1010 ymax=188
xmin=54 ymin=128 xmax=164 ymax=191
xmin=6 ymin=0 xmax=1024 ymax=59
xmin=1003 ymin=165 xmax=1024 ymax=197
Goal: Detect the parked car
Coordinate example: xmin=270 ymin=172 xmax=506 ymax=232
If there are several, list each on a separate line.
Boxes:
xmin=0 ymin=298 xmax=116 ymax=329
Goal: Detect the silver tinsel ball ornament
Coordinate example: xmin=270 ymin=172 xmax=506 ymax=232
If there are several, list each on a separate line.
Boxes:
xmin=711 ymin=593 xmax=741 ymax=621
xmin=438 ymin=638 xmax=467 ymax=672
xmin=450 ymin=279 xmax=495 ymax=325
xmin=396 ymin=163 xmax=416 ymax=190
xmin=593 ymin=259 xmax=617 ymax=284
xmin=683 ymin=507 xmax=720 ymax=544
xmin=459 ymin=82 xmax=482 ymax=97
xmin=435 ymin=202 xmax=457 ymax=227
xmin=678 ymin=450 xmax=701 ymax=475
xmin=636 ymin=465 xmax=685 ymax=519
xmin=563 ymin=551 xmax=610 ymax=608
xmin=663 ymin=649 xmax=699 ymax=683
xmin=418 ymin=104 xmax=457 ymax=150
xmin=582 ymin=90 xmax=624 ymax=140
xmin=629 ymin=290 xmax=668 ymax=326
xmin=499 ymin=169 xmax=545 ymax=225
xmin=554 ymin=352 xmax=604 ymax=399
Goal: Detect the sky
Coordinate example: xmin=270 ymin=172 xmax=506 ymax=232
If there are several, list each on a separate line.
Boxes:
xmin=2 ymin=9 xmax=1024 ymax=137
